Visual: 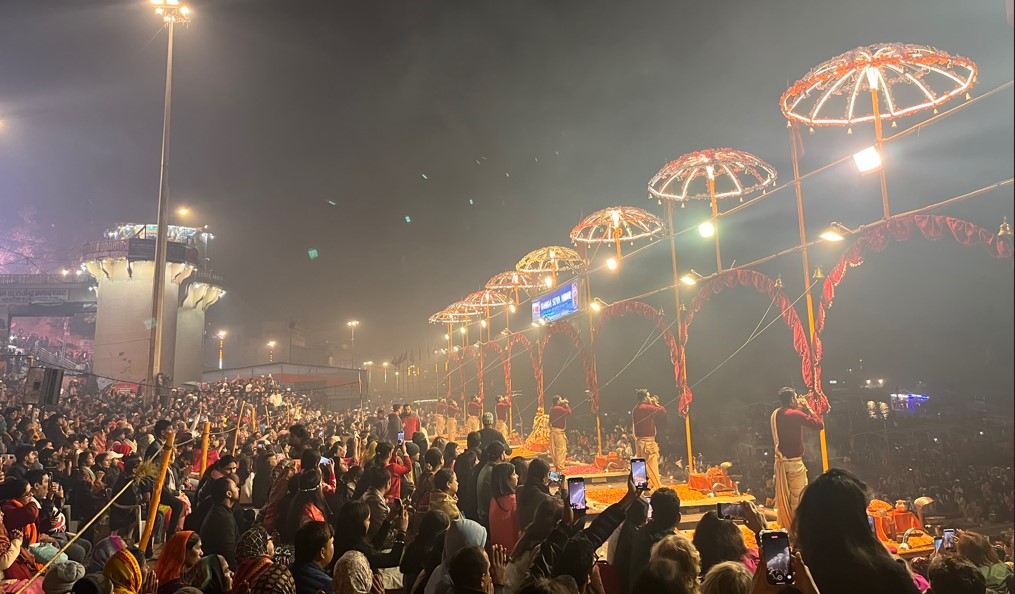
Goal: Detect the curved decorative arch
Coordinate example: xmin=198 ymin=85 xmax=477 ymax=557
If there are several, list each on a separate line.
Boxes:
xmin=505 ymin=333 xmax=537 ymax=400
xmin=680 ymin=269 xmax=818 ymax=415
xmin=536 ymin=321 xmax=597 ymax=410
xmin=813 ymin=214 xmax=1013 ymax=399
xmin=463 ymin=342 xmax=511 ymax=403
xmin=597 ymin=301 xmax=680 ymax=409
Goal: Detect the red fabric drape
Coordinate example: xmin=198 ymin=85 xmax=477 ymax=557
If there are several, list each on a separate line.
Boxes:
xmin=598 ymin=300 xmax=680 ymax=413
xmin=680 ymin=270 xmax=821 ymax=415
xmin=812 ymin=215 xmax=1012 ymax=405
xmin=536 ymin=321 xmax=596 ymax=410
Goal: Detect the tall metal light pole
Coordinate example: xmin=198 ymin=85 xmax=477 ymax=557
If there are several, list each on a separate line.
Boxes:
xmin=347 ymin=320 xmax=359 ymax=367
xmin=145 ymin=0 xmax=190 ymax=405
xmin=267 ymin=340 xmax=276 ymax=363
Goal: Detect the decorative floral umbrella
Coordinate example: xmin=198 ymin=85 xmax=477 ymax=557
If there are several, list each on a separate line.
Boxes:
xmin=569 ymin=206 xmax=666 ymax=259
xmin=486 ymin=270 xmax=542 ymax=304
xmin=780 ymin=43 xmax=977 ymax=129
xmin=516 ymin=246 xmax=584 ymax=287
xmin=428 ymin=302 xmax=481 ymax=325
xmin=648 ymin=148 xmax=777 ymax=270
xmin=461 ymin=289 xmax=513 ymax=328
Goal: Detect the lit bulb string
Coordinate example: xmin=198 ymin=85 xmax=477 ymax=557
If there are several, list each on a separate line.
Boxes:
xmin=432 ymin=78 xmax=1014 ymax=333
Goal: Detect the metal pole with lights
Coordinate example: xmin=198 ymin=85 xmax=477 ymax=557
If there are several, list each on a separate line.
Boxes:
xmin=217 ymin=330 xmax=226 ymax=370
xmin=144 ymin=0 xmax=190 ymax=406
xmin=267 ymin=340 xmax=276 ymax=363
xmin=788 ymin=121 xmax=830 ymax=472
xmin=667 ymin=203 xmax=695 ymax=475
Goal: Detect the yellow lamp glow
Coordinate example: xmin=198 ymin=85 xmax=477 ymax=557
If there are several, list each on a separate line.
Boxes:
xmin=606 ymin=257 xmax=618 ymax=270
xmin=680 ymin=270 xmax=703 ymax=286
xmin=698 ymin=221 xmax=715 ymax=238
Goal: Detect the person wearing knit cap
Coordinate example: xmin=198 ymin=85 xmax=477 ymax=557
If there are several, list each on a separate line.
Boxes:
xmin=43 ymin=561 xmax=86 ymax=594
xmin=71 ymin=574 xmax=113 ymax=594
xmin=331 ymin=551 xmax=372 ymax=594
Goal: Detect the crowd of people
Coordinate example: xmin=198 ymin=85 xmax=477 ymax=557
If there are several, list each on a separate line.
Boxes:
xmin=0 ymin=372 xmax=1010 ymax=594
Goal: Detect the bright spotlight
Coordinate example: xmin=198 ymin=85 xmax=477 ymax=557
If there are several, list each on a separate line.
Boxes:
xmin=606 ymin=257 xmax=618 ymax=270
xmin=853 ymin=146 xmax=882 ymax=173
xmin=698 ymin=221 xmax=715 ymax=238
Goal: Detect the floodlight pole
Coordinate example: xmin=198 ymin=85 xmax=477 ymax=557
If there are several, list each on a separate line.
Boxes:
xmin=870 ymin=88 xmax=892 ymax=219
xmin=145 ymin=15 xmax=177 ymax=407
xmin=665 ymin=202 xmax=694 ymax=475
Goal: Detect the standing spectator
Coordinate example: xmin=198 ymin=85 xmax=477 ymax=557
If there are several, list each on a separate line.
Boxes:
xmin=402 ymin=405 xmax=421 ymax=440
xmin=488 ymin=463 xmax=520 ymax=553
xmin=475 ymin=443 xmax=507 ymax=527
xmin=626 ymin=488 xmax=681 ymax=591
xmin=199 ymin=477 xmax=240 ymax=569
xmin=428 ymin=468 xmax=461 ymax=521
xmin=377 ymin=443 xmax=412 ymax=503
xmin=794 ymin=469 xmax=919 ymax=594
xmin=360 ymin=466 xmax=392 ymax=540
xmin=387 ymin=406 xmax=403 ymax=445
xmin=692 ymin=508 xmax=764 ymax=575
xmin=516 ymin=459 xmax=553 ymax=530
xmin=291 ymin=522 xmax=334 ymax=594
xmin=400 ymin=510 xmax=451 ymax=594
xmin=504 ymin=499 xmax=563 ymax=593
xmin=435 ymin=399 xmax=448 ymax=439
xmin=607 ymin=497 xmax=648 ymax=567
xmin=956 ymin=531 xmax=1013 ymax=592
xmin=444 ymin=400 xmax=460 ymax=441
xmin=478 ymin=414 xmax=511 ymax=456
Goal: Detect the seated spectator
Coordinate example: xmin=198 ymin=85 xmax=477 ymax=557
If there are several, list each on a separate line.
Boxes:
xmin=607 ymin=497 xmax=647 ymax=568
xmin=699 ymin=561 xmax=751 ymax=594
xmin=956 ymin=531 xmax=1013 ymax=593
xmin=401 ymin=510 xmax=451 ymax=594
xmin=631 ymin=559 xmax=694 ymax=594
xmin=250 ymin=564 xmax=296 ymax=594
xmin=332 ymin=550 xmax=377 ymax=594
xmin=41 ymin=559 xmax=86 ymax=594
xmin=514 ymin=578 xmax=578 ymax=594
xmin=89 ymin=535 xmax=127 ymax=574
xmin=199 ymin=477 xmax=240 ymax=569
xmin=488 ymin=463 xmax=521 ymax=553
xmin=181 ymin=554 xmax=233 ymax=594
xmin=291 ymin=521 xmax=335 ymax=594
xmin=447 ymin=545 xmax=508 ymax=594
xmin=154 ymin=531 xmax=202 ymax=594
xmin=648 ymin=533 xmax=700 ymax=592
xmin=333 ymin=500 xmax=408 ymax=571
xmin=281 ymin=469 xmax=329 ymax=544
xmin=233 ymin=526 xmax=275 ymax=594
xmin=692 ymin=510 xmax=761 ymax=575
xmin=424 ymin=519 xmax=488 ymax=594
xmin=927 ymin=555 xmax=987 ymax=594
xmin=103 ymin=548 xmax=144 ymax=594
xmin=794 ymin=468 xmax=919 ymax=594
xmin=70 ymin=575 xmax=113 ymax=594
xmin=505 ymin=499 xmax=563 ymax=593
xmin=625 ymin=488 xmax=681 ymax=591
xmin=359 ymin=466 xmax=392 ymax=540
xmin=428 ymin=468 xmax=461 ymax=521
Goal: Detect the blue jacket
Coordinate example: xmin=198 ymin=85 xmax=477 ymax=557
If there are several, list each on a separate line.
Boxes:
xmin=291 ymin=562 xmax=333 ymax=594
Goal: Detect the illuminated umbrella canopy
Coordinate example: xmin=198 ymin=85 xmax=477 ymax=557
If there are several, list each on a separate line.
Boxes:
xmin=648 ymin=148 xmax=777 ymax=207
xmin=780 ymin=43 xmax=977 ymax=128
xmin=570 ymin=206 xmax=666 ymax=258
xmin=460 ymin=288 xmax=512 ymax=310
xmin=486 ymin=270 xmax=542 ymax=306
xmin=516 ymin=246 xmax=584 ymax=287
xmin=428 ymin=302 xmax=481 ymax=325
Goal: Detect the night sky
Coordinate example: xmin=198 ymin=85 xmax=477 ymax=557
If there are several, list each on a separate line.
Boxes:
xmin=1 ymin=0 xmax=1012 ymax=414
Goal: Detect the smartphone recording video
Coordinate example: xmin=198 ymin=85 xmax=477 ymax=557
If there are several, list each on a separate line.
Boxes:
xmin=942 ymin=529 xmax=956 ymax=552
xmin=761 ymin=529 xmax=794 ymax=586
xmin=717 ymin=502 xmax=745 ymax=520
xmin=548 ymin=471 xmax=562 ymax=483
xmin=567 ymin=477 xmax=587 ymax=512
xmin=397 ymin=431 xmax=405 ymax=445
xmin=631 ymin=458 xmax=649 ymax=491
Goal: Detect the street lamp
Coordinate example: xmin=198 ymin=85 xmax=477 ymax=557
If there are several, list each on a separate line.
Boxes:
xmin=145 ymin=0 xmax=191 ymax=405
xmin=266 ymin=340 xmax=276 ymax=363
xmin=383 ymin=361 xmax=389 ymax=384
xmin=217 ymin=330 xmax=226 ymax=370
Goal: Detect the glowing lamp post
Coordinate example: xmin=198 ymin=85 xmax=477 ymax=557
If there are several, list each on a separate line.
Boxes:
xmin=781 ymin=43 xmax=977 ymax=471
xmin=266 ymin=340 xmax=276 ymax=363
xmin=144 ymin=0 xmax=191 ymax=405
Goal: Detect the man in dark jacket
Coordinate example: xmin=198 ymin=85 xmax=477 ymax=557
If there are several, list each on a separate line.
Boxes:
xmin=386 ymin=405 xmax=403 ymax=443
xmin=478 ymin=413 xmax=512 ymax=455
xmin=198 ymin=477 xmax=240 ymax=569
xmin=625 ymin=487 xmax=681 ymax=590
xmin=525 ymin=475 xmax=641 ymax=592
xmin=291 ymin=521 xmax=335 ymax=594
